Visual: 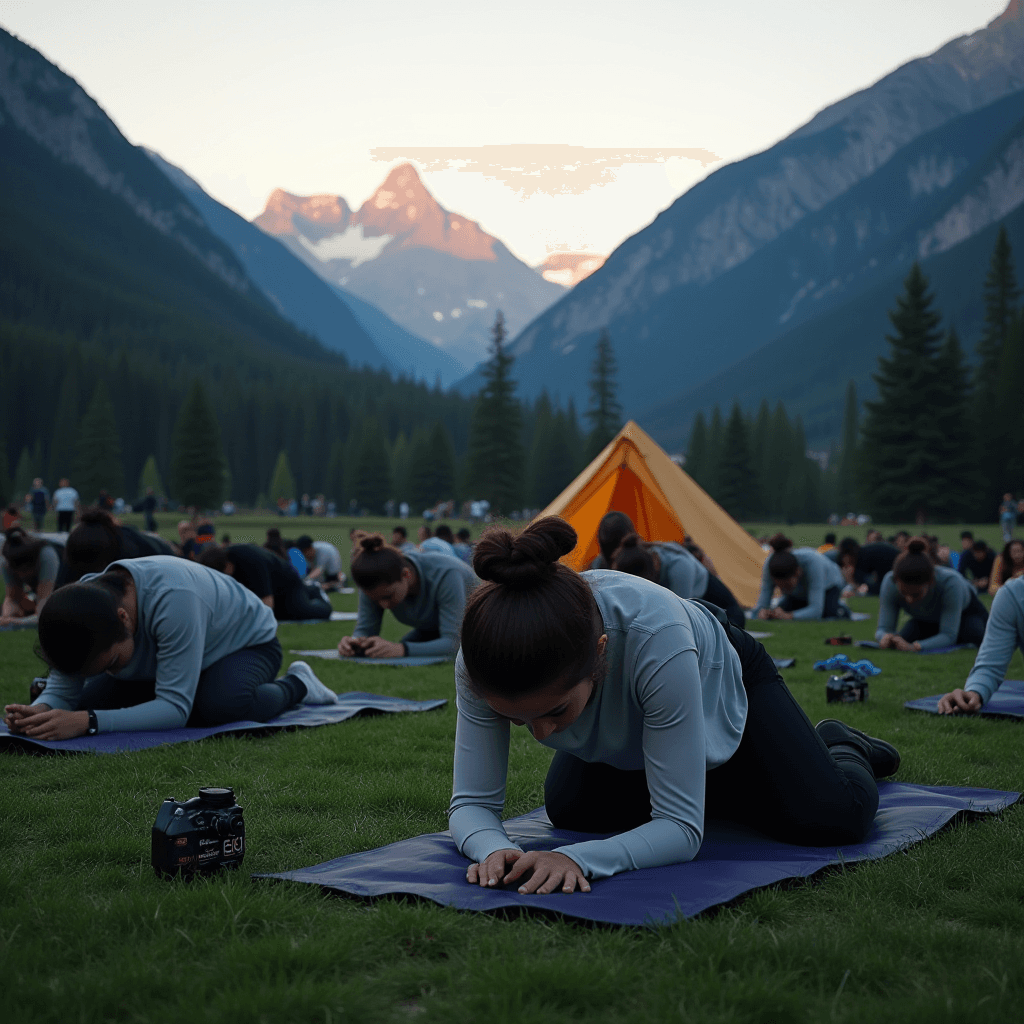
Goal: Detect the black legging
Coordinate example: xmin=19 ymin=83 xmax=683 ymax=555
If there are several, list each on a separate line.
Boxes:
xmin=76 ymin=639 xmax=305 ymax=726
xmin=898 ymin=592 xmax=989 ymax=647
xmin=277 ymin=582 xmax=332 ymax=621
xmin=779 ymin=585 xmax=847 ymax=620
xmin=702 ymin=574 xmax=746 ymax=629
xmin=545 ymin=626 xmax=878 ymax=846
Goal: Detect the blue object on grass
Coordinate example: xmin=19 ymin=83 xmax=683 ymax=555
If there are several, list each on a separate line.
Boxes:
xmin=905 ymin=680 xmax=1024 ymax=720
xmin=256 ymin=782 xmax=1018 ymax=927
xmin=0 ymin=692 xmax=447 ymax=754
xmin=813 ymin=654 xmax=881 ymax=676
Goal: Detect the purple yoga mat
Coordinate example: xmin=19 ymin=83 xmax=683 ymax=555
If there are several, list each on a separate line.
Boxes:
xmin=906 ymin=679 xmax=1024 ymax=720
xmin=0 ymin=692 xmax=447 ymax=754
xmin=257 ymin=781 xmax=1018 ymax=927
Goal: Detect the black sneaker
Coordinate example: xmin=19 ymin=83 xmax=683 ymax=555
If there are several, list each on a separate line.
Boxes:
xmin=815 ymin=719 xmax=901 ymax=778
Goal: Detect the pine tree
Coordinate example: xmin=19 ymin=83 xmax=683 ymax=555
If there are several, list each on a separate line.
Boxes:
xmin=748 ymin=400 xmax=771 ymax=519
xmin=764 ymin=403 xmax=793 ymax=520
xmin=685 ymin=412 xmax=710 ymax=490
xmin=584 ymin=329 xmax=622 ymax=460
xmin=74 ymin=381 xmax=125 ymax=502
xmin=705 ymin=406 xmax=724 ymax=500
xmin=390 ymin=431 xmax=410 ymax=504
xmin=564 ymin=399 xmax=585 ymax=474
xmin=860 ymin=264 xmax=947 ymax=522
xmin=996 ymin=312 xmax=1024 ymax=495
xmin=465 ymin=312 xmax=524 ymax=512
xmin=170 ymin=380 xmax=225 ymax=509
xmin=717 ymin=403 xmax=752 ymax=519
xmin=13 ymin=447 xmax=34 ymax=501
xmin=532 ymin=407 xmax=577 ymax=508
xmin=409 ymin=420 xmax=456 ymax=511
xmin=137 ymin=455 xmax=165 ymax=499
xmin=351 ymin=418 xmax=392 ymax=514
xmin=527 ymin=393 xmax=554 ymax=508
xmin=835 ymin=381 xmax=859 ymax=514
xmin=324 ymin=440 xmax=345 ymax=505
xmin=48 ymin=361 xmax=80 ymax=484
xmin=268 ymin=451 xmax=296 ymax=505
xmin=0 ymin=427 xmax=11 ymax=507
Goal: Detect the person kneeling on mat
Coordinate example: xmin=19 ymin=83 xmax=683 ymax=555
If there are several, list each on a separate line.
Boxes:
xmin=753 ymin=535 xmax=849 ymax=621
xmin=199 ymin=544 xmax=332 ymax=621
xmin=2 ymin=556 xmax=337 ymax=741
xmin=938 ymin=576 xmax=1024 ymax=714
xmin=450 ymin=518 xmax=899 ymax=895
xmin=875 ymin=538 xmax=989 ymax=653
xmin=339 ymin=534 xmax=478 ymax=659
xmin=609 ymin=532 xmax=746 ymax=628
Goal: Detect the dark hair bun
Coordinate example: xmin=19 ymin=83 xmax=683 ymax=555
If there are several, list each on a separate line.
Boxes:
xmin=768 ymin=533 xmax=793 ymax=552
xmin=619 ymin=533 xmax=641 ymax=550
xmin=473 ymin=517 xmax=577 ymax=588
xmin=359 ymin=533 xmax=385 ymax=555
xmin=906 ymin=538 xmax=928 ymax=555
xmin=79 ymin=507 xmax=118 ymax=528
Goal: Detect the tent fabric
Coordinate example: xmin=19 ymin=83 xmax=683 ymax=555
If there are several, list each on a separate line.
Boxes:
xmin=0 ymin=692 xmax=447 ymax=754
xmin=535 ymin=421 xmax=767 ymax=607
xmin=906 ymin=679 xmax=1024 ymax=719
xmin=257 ymin=782 xmax=1018 ymax=927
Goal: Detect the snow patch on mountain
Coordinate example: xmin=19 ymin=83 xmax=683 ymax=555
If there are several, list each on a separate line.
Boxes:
xmin=298 ymin=225 xmax=393 ymax=267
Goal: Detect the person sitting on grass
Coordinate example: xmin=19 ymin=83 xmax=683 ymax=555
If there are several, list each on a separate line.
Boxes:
xmin=200 ymin=544 xmax=332 ymax=621
xmin=958 ymin=539 xmax=996 ymax=592
xmin=450 ymin=518 xmax=900 ymax=895
xmin=2 ymin=556 xmax=337 ymax=741
xmin=609 ymin=532 xmax=746 ymax=628
xmin=875 ymin=538 xmax=988 ymax=652
xmin=59 ymin=507 xmax=177 ymax=585
xmin=836 ymin=537 xmax=899 ymax=597
xmin=0 ymin=527 xmax=63 ymax=627
xmin=296 ymin=535 xmax=346 ymax=591
xmin=339 ymin=533 xmax=477 ymax=660
xmin=938 ymin=576 xmax=1024 ymax=715
xmin=753 ymin=535 xmax=849 ymax=621
xmin=989 ymin=539 xmax=1024 ymax=596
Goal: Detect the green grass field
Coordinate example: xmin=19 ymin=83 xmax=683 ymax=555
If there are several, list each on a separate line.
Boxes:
xmin=2 ymin=517 xmax=1023 ymax=1023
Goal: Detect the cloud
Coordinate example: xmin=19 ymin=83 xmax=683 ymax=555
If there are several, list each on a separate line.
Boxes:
xmin=368 ymin=144 xmax=720 ymax=197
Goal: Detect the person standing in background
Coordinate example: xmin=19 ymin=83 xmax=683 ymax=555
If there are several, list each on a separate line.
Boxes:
xmin=52 ymin=479 xmax=80 ymax=534
xmin=28 ymin=478 xmax=49 ymax=531
xmin=1000 ymin=494 xmax=1017 ymax=543
xmin=133 ymin=487 xmax=158 ymax=533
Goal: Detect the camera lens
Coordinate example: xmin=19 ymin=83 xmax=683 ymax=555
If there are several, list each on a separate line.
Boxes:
xmin=198 ymin=787 xmax=235 ymax=807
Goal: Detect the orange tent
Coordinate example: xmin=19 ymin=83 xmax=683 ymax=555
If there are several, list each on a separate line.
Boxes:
xmin=534 ymin=421 xmax=767 ymax=607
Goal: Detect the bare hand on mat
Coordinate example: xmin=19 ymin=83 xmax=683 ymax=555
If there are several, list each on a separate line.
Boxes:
xmin=878 ymin=633 xmax=921 ymax=652
xmin=758 ymin=608 xmax=792 ymax=621
xmin=467 ymin=849 xmax=590 ymax=894
xmin=936 ymin=689 xmax=983 ymax=715
xmin=4 ymin=704 xmax=88 ymax=739
xmin=338 ymin=636 xmax=405 ymax=658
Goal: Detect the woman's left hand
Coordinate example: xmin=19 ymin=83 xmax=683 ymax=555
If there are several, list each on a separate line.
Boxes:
xmin=362 ymin=638 xmax=406 ymax=658
xmin=4 ymin=706 xmax=89 ymax=740
xmin=502 ymin=851 xmax=591 ymax=894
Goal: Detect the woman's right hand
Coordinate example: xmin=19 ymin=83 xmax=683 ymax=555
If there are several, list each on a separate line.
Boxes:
xmin=337 ymin=635 xmax=363 ymax=657
xmin=937 ymin=689 xmax=983 ymax=715
xmin=4 ymin=703 xmax=50 ymax=732
xmin=466 ymin=848 xmax=522 ymax=888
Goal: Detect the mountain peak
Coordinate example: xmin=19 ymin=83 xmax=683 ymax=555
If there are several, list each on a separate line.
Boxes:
xmin=255 ymin=189 xmax=351 ymax=236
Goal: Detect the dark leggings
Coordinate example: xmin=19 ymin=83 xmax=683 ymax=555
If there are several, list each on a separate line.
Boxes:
xmin=76 ymin=639 xmax=305 ymax=726
xmin=780 ymin=585 xmax=847 ymax=620
xmin=545 ymin=626 xmax=879 ymax=846
xmin=277 ymin=582 xmax=332 ymax=621
xmin=702 ymin=574 xmax=746 ymax=629
xmin=898 ymin=593 xmax=989 ymax=647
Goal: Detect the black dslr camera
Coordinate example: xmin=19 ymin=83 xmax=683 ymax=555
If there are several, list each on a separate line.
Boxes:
xmin=151 ymin=787 xmax=245 ymax=878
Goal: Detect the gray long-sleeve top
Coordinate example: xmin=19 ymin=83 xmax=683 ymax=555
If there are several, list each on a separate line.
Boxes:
xmin=874 ymin=566 xmax=977 ymax=651
xmin=752 ymin=547 xmax=846 ymax=620
xmin=32 ymin=557 xmax=277 ymax=731
xmin=354 ymin=549 xmax=478 ymax=658
xmin=448 ymin=571 xmax=748 ymax=881
xmin=964 ymin=577 xmax=1024 ymax=703
xmin=656 ymin=542 xmax=710 ymax=599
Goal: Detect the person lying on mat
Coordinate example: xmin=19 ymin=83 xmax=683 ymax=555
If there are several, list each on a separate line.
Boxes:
xmin=609 ymin=532 xmax=746 ymax=628
xmin=0 ymin=527 xmax=63 ymax=627
xmin=339 ymin=534 xmax=478 ymax=659
xmin=3 ymin=556 xmax=337 ymax=741
xmin=753 ymin=535 xmax=849 ymax=621
xmin=592 ymin=512 xmax=745 ymax=628
xmin=199 ymin=544 xmax=332 ymax=621
xmin=937 ymin=576 xmax=1024 ymax=714
xmin=875 ymin=538 xmax=989 ymax=652
xmin=450 ymin=517 xmax=899 ymax=895
xmin=59 ymin=507 xmax=178 ymax=585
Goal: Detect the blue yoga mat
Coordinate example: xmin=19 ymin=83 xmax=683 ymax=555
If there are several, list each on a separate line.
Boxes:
xmin=257 ymin=781 xmax=1018 ymax=927
xmin=0 ymin=620 xmax=36 ymax=631
xmin=905 ymin=679 xmax=1024 ymax=720
xmin=772 ymin=658 xmax=796 ymax=669
xmin=0 ymin=692 xmax=447 ymax=754
xmin=291 ymin=650 xmax=449 ymax=667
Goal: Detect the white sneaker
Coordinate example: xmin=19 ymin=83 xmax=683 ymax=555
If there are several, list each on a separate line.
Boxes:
xmin=287 ymin=661 xmax=338 ymax=705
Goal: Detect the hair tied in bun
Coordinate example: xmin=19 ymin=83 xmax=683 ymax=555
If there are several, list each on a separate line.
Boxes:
xmin=360 ymin=533 xmax=385 ymax=555
xmin=768 ymin=533 xmax=793 ymax=553
xmin=906 ymin=538 xmax=928 ymax=555
xmin=620 ymin=533 xmax=641 ymax=550
xmin=473 ymin=517 xmax=577 ymax=589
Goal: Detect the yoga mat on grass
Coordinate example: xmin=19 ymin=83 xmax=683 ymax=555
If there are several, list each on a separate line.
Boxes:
xmin=291 ymin=611 xmax=359 ymax=624
xmin=772 ymin=658 xmax=796 ymax=669
xmin=854 ymin=641 xmax=974 ymax=655
xmin=0 ymin=692 xmax=447 ymax=754
xmin=906 ymin=680 xmax=1024 ymax=720
xmin=849 ymin=612 xmax=872 ymax=622
xmin=258 ymin=782 xmax=1018 ymax=927
xmin=291 ymin=650 xmax=449 ymax=667
xmin=0 ymin=620 xmax=36 ymax=631
xmin=746 ymin=631 xmax=773 ymax=639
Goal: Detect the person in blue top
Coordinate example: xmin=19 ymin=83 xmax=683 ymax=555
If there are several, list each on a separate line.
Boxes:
xmin=875 ymin=538 xmax=989 ymax=652
xmin=339 ymin=534 xmax=478 ymax=659
xmin=2 ymin=557 xmax=337 ymax=741
xmin=938 ymin=576 xmax=1024 ymax=713
xmin=1000 ymin=493 xmax=1017 ymax=543
xmin=752 ymin=535 xmax=849 ymax=621
xmin=449 ymin=518 xmax=899 ymax=895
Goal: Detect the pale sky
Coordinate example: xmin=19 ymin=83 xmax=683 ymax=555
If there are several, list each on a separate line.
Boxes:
xmin=0 ymin=0 xmax=1010 ymax=265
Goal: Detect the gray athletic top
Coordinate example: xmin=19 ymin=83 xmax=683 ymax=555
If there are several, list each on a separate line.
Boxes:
xmin=449 ymin=571 xmax=748 ymax=880
xmin=752 ymin=547 xmax=845 ymax=620
xmin=965 ymin=576 xmax=1024 ymax=703
xmin=354 ymin=549 xmax=479 ymax=658
xmin=33 ymin=557 xmax=278 ymax=732
xmin=312 ymin=540 xmax=343 ymax=576
xmin=656 ymin=542 xmax=710 ymax=599
xmin=875 ymin=566 xmax=977 ymax=651
xmin=1 ymin=543 xmax=60 ymax=592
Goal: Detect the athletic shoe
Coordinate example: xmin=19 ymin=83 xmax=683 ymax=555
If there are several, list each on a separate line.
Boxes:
xmin=815 ymin=719 xmax=900 ymax=778
xmin=287 ymin=660 xmax=338 ymax=705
